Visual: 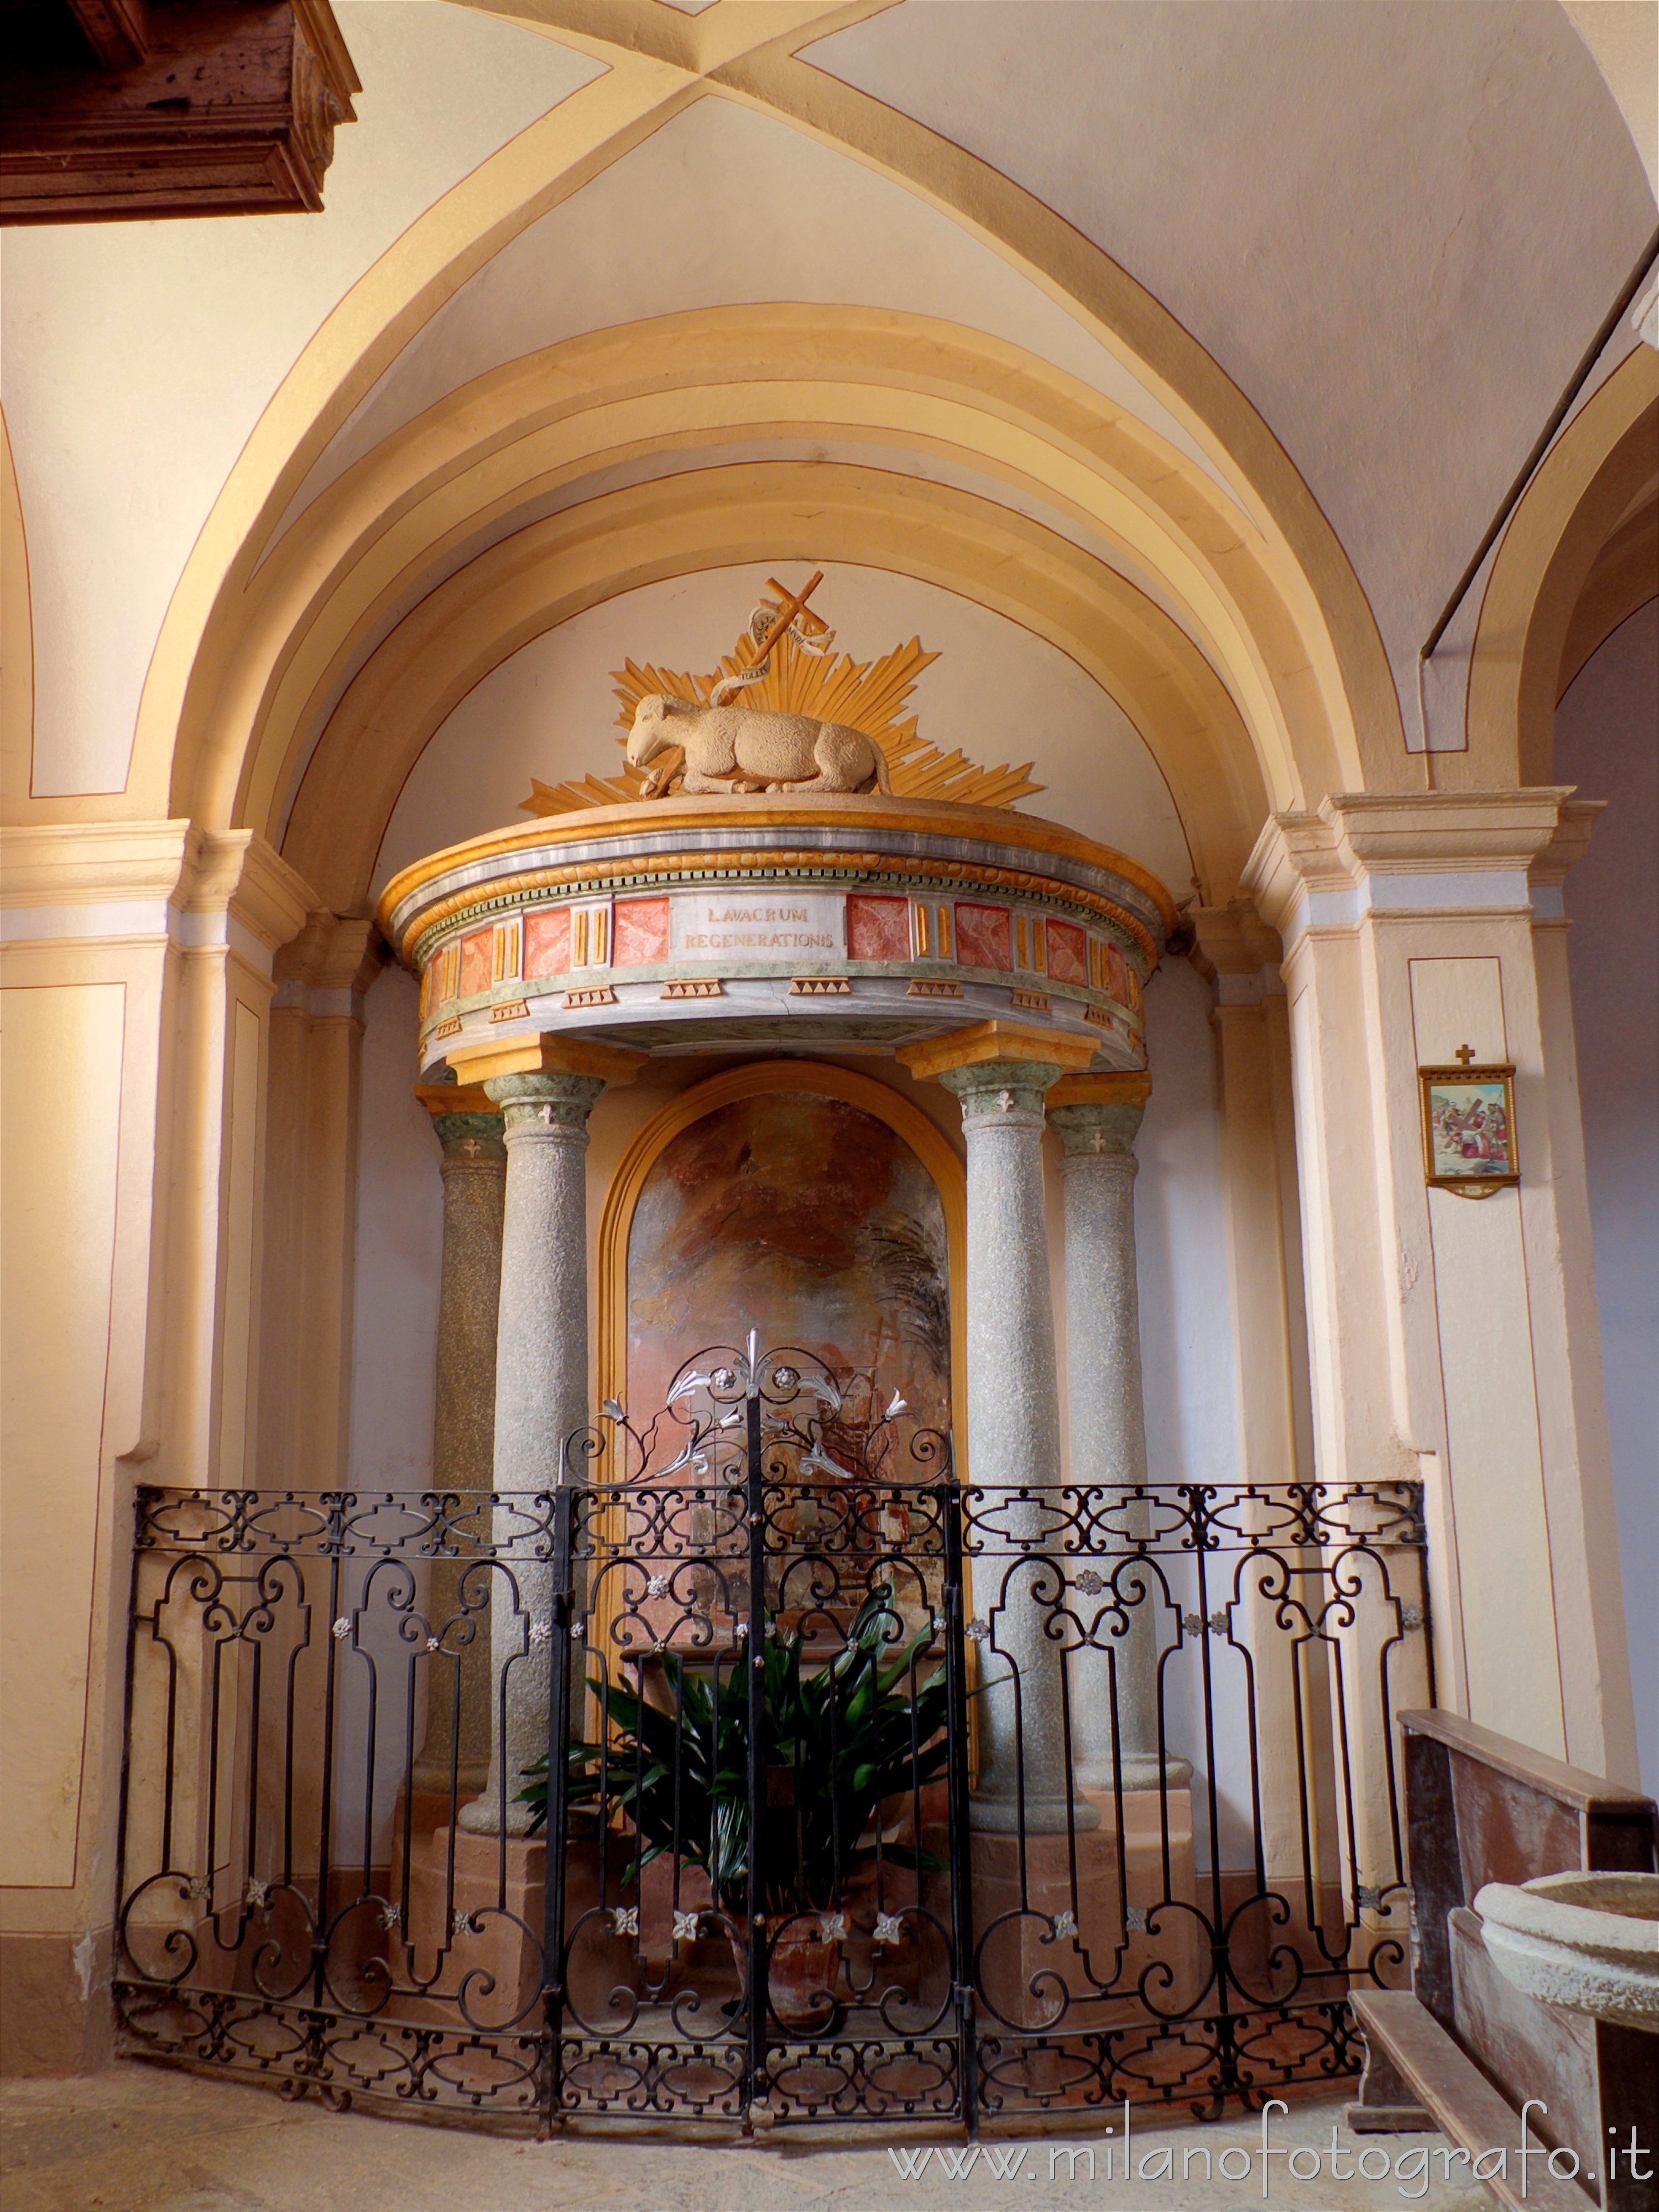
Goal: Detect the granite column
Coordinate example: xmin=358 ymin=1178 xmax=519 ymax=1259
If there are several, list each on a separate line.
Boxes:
xmin=1048 ymin=1074 xmax=1186 ymax=1792
xmin=452 ymin=1048 xmax=638 ymax=1837
xmin=411 ymin=1088 xmax=505 ymax=1804
xmin=933 ymin=1050 xmax=1099 ymax=1836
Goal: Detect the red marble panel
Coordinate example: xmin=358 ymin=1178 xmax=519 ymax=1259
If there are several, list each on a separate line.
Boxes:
xmin=846 ymin=894 xmax=911 ymax=962
xmin=954 ymin=901 xmax=1011 ymax=974
xmin=1105 ymin=942 xmax=1128 ymax=1003
xmin=457 ymin=928 xmax=495 ymax=998
xmin=614 ymin=896 xmax=670 ymax=964
xmin=524 ymin=907 xmax=572 ymax=980
xmin=1047 ymin=919 xmax=1087 ymax=985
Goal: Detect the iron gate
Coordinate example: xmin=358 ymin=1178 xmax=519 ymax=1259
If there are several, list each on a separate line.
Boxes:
xmin=114 ymin=1340 xmax=1432 ymax=2130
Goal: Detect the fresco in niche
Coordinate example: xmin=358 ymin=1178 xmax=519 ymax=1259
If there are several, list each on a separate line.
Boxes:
xmin=625 ymin=1090 xmax=952 ymax=1490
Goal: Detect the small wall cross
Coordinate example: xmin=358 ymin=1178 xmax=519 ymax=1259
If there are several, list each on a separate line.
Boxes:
xmin=1453 ymin=1044 xmax=1477 ymax=1067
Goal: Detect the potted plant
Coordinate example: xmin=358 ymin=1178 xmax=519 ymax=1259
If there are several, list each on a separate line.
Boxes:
xmin=521 ymin=1584 xmax=956 ymax=2026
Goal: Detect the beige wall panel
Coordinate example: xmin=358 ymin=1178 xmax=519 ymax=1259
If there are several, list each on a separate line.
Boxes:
xmin=1408 ymin=955 xmax=1565 ymax=1757
xmin=0 ymin=982 xmax=125 ymax=1887
xmin=1422 ymin=1186 xmax=1564 ymax=1756
xmin=214 ymin=1001 xmax=263 ymax=1490
xmin=1285 ymin=945 xmax=1398 ymax=1490
xmin=1407 ymin=953 xmax=1506 ymax=1065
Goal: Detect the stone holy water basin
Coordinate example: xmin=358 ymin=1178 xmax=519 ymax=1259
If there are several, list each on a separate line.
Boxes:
xmin=1473 ymin=1869 xmax=1659 ymax=2033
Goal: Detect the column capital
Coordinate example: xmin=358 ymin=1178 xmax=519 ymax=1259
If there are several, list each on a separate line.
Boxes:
xmin=272 ymin=912 xmax=387 ymax=1019
xmin=416 ymin=1081 xmax=495 ymax=1117
xmin=416 ymin=1084 xmax=507 ymax=1162
xmin=446 ymin=1031 xmax=647 ymax=1091
xmin=1186 ymin=899 xmax=1285 ymax=1005
xmin=896 ymin=1018 xmax=1098 ymax=1086
xmin=177 ymin=827 xmax=318 ymax=965
xmin=1047 ymin=1071 xmax=1151 ymax=1155
xmin=1241 ymin=789 xmax=1585 ymax=949
xmin=485 ymin=1070 xmax=607 ymax=1133
xmin=938 ymin=1058 xmax=1065 ymax=1124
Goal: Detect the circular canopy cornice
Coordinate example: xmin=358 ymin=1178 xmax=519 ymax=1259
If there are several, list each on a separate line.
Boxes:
xmin=376 ymin=790 xmax=1171 ymax=1078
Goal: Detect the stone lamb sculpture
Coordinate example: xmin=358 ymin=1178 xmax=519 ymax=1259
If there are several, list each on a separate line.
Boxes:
xmin=625 ymin=693 xmax=893 ymax=797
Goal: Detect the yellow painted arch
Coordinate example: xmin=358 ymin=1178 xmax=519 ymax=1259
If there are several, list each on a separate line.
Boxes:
xmin=186 ymin=312 xmax=1345 ymax=842
xmin=1466 ymin=346 xmax=1659 ymax=788
xmin=278 ymin=457 xmax=1267 ymax=913
xmin=127 ymin=4 xmax=1398 ymax=852
xmin=596 ymin=1054 xmax=967 ymax=1477
xmin=169 ymin=310 xmax=1329 ymax=902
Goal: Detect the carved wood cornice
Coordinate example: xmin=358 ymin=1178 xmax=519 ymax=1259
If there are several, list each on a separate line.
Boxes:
xmin=1 ymin=0 xmax=358 ymax=225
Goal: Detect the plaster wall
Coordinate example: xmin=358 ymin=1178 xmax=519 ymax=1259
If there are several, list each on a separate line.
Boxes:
xmin=807 ymin=0 xmax=1657 ymax=718
xmin=0 ymin=4 xmax=601 ymax=798
xmin=1128 ymin=954 xmax=1253 ymax=1867
xmin=347 ymin=966 xmax=442 ymax=1495
xmin=372 ymin=564 xmax=1195 ymax=900
xmin=1134 ymin=959 xmax=1242 ymax=1501
xmin=1554 ymin=600 xmax=1659 ymax=1792
xmin=286 ymin=93 xmax=1229 ymax=525
xmin=0 ymin=983 xmax=125 ymax=1887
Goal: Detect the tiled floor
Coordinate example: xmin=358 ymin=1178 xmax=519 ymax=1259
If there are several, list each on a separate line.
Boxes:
xmin=1 ymin=2064 xmax=1503 ymax=2212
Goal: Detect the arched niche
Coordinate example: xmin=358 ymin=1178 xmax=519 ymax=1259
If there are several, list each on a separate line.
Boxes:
xmin=596 ymin=1061 xmax=967 ymax=1479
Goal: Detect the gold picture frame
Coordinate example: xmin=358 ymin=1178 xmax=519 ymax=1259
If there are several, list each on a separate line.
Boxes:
xmin=1419 ymin=1062 xmax=1518 ymax=1199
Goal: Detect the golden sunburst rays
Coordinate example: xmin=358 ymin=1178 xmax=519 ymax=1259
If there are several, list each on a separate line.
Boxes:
xmin=518 ymin=580 xmax=1045 ymax=816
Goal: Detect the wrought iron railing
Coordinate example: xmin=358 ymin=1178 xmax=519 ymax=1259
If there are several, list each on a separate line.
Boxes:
xmin=114 ymin=1342 xmax=1432 ymax=2131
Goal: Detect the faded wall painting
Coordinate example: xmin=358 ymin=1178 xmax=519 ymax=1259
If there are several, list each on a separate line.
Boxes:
xmin=625 ymin=1089 xmax=951 ymax=1452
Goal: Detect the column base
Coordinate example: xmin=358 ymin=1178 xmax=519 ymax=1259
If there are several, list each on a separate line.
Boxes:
xmin=407 ymin=1762 xmax=490 ymax=1804
xmin=0 ymin=1925 xmax=114 ymax=2075
xmin=1076 ymin=1753 xmax=1193 ymax=1792
xmin=456 ymin=1791 xmax=539 ymax=1838
xmin=969 ymin=1791 xmax=1101 ymax=1834
xmin=398 ymin=1822 xmax=633 ymax=2030
xmin=1081 ymin=1780 xmax=1205 ymax=2013
xmin=969 ymin=1824 xmax=1116 ymax=2031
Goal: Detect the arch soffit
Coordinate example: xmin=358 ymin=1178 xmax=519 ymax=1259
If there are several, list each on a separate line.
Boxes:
xmin=211 ymin=312 xmax=1322 ymax=854
xmin=279 ymin=459 xmax=1265 ymax=915
xmin=1467 ymin=347 xmax=1659 ymax=787
xmin=594 ymin=1055 xmax=968 ymax=1475
xmin=1557 ymin=492 xmax=1657 ymax=698
xmin=133 ymin=8 xmax=1399 ymax=833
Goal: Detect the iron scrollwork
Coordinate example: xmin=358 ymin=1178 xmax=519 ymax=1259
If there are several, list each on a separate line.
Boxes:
xmin=115 ymin=1342 xmax=1430 ymax=2132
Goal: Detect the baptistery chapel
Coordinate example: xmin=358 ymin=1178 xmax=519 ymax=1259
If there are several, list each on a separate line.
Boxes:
xmin=2 ymin=0 xmax=1655 ymax=2167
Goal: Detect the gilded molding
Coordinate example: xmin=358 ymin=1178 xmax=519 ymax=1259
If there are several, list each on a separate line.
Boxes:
xmin=446 ymin=1033 xmax=648 ymax=1089
xmin=415 ymin=1082 xmax=497 ymax=1117
xmin=1047 ymin=1071 xmax=1154 ymax=1113
xmin=896 ymin=1020 xmax=1098 ymax=1083
xmin=378 ymin=792 xmax=1176 ymax=961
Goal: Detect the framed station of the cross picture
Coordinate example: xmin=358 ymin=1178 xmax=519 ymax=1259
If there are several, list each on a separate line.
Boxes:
xmin=1419 ymin=1061 xmax=1519 ymax=1198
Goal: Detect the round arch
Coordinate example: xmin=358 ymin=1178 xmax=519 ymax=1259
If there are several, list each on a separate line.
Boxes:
xmin=1467 ymin=346 xmax=1659 ymax=786
xmin=127 ymin=35 xmax=1400 ymax=840
xmin=279 ymin=458 xmax=1267 ymax=913
xmin=595 ymin=1057 xmax=969 ymax=1475
xmin=178 ymin=311 xmax=1354 ymax=846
